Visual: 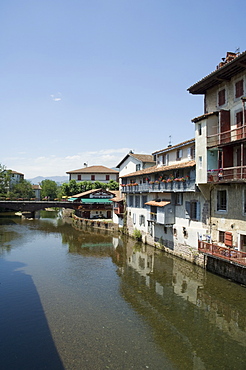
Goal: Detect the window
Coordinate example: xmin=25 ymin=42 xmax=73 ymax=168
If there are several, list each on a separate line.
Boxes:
xmin=218 ymin=89 xmax=226 ymax=106
xmin=185 ymin=201 xmax=200 ymax=221
xmin=139 ymin=215 xmax=145 ymax=226
xmin=77 ymin=175 xmax=81 ymax=181
xmin=91 ymin=175 xmax=95 ymax=181
xmin=142 ymin=195 xmax=147 ymax=208
xmin=176 ymin=149 xmax=183 ymax=160
xmin=136 ymin=164 xmax=141 ymax=171
xmin=106 ymin=175 xmax=110 ymax=181
xmin=199 ymin=156 xmax=202 ymax=169
xmin=175 ymin=193 xmax=183 ymax=205
xmin=235 ymin=79 xmax=244 ymax=98
xmin=219 ymin=230 xmax=225 ymax=243
xmin=217 ymin=190 xmax=227 ymax=211
xmin=129 ymin=195 xmax=134 ymax=207
xmin=163 ymin=154 xmax=169 ymax=165
xmin=135 ymin=195 xmax=140 ymax=208
xmin=198 ymin=123 xmax=202 ymax=136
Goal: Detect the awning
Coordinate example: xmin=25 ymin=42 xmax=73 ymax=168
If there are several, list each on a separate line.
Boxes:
xmin=145 ymin=201 xmax=170 ymax=207
xmin=68 ymin=197 xmax=78 ymax=202
xmin=81 ymin=198 xmax=112 ymax=204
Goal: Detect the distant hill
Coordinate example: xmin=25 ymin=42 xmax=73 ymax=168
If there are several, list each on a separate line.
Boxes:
xmin=28 ymin=176 xmax=69 ymax=185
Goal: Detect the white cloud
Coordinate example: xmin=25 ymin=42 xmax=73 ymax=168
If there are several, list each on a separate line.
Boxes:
xmin=3 ymin=148 xmax=133 ymax=178
xmin=50 ymin=92 xmax=62 ymax=101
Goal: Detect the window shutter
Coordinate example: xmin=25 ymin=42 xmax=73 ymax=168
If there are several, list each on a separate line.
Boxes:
xmin=185 ymin=201 xmax=190 ymax=219
xmin=225 ymin=232 xmax=233 ymax=247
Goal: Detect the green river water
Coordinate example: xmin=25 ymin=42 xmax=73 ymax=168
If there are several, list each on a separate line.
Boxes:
xmin=0 ymin=211 xmax=246 ymax=369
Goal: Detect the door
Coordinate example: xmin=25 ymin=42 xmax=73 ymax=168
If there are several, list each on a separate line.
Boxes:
xmin=107 ymin=210 xmax=111 ymax=219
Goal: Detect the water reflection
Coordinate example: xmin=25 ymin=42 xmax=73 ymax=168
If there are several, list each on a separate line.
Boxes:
xmin=1 ymin=215 xmax=246 ymax=369
xmin=119 ymin=240 xmax=246 ymax=369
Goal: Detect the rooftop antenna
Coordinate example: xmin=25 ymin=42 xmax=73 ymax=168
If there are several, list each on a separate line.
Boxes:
xmin=235 ymin=47 xmax=240 ymax=54
xmin=84 ymin=162 xmax=88 ymax=167
xmin=168 ymin=135 xmax=172 ymax=147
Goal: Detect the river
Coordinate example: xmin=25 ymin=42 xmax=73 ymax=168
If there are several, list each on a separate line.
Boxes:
xmin=0 ymin=211 xmax=246 ymax=369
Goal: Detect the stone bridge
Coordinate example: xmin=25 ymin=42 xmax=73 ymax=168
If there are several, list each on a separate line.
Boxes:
xmin=0 ymin=200 xmax=77 ymax=217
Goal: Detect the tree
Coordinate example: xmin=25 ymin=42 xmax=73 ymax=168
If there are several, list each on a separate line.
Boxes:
xmin=107 ymin=180 xmax=119 ymax=190
xmin=10 ymin=179 xmax=35 ymax=199
xmin=0 ymin=163 xmax=10 ymax=196
xmin=41 ymin=179 xmax=58 ymax=200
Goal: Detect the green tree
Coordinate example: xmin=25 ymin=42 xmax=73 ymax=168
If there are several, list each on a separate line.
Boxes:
xmin=41 ymin=179 xmax=58 ymax=200
xmin=107 ymin=180 xmax=119 ymax=190
xmin=9 ymin=179 xmax=35 ymax=199
xmin=0 ymin=163 xmax=10 ymax=196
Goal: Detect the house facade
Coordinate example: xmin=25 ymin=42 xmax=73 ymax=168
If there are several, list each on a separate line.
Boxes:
xmin=116 ymin=152 xmax=155 ymax=180
xmin=188 ymin=51 xmax=246 ymax=253
xmin=120 ymin=139 xmax=207 ymax=264
xmin=68 ymin=188 xmax=116 ymax=219
xmin=66 ymin=165 xmax=119 ymax=183
xmin=9 ymin=170 xmax=24 ymax=187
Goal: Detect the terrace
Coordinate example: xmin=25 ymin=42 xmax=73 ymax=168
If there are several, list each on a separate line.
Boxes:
xmin=121 ymin=179 xmax=196 ymax=193
xmin=207 ymin=124 xmax=246 ymax=148
xmin=198 ymin=240 xmax=246 ymax=267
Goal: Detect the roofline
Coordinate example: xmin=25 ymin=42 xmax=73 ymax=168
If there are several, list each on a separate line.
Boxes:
xmin=188 ymin=50 xmax=246 ymax=95
xmin=152 ymin=138 xmax=195 ymax=155
xmin=116 ymin=153 xmax=154 ymax=168
xmin=191 ymin=111 xmax=219 ymax=123
xmin=120 ymin=160 xmax=196 ymax=178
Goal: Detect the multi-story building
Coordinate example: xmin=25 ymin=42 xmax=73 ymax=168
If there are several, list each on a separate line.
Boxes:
xmin=66 ymin=165 xmax=119 ymax=183
xmin=120 ymin=139 xmax=207 ymax=264
xmin=188 ymin=51 xmax=246 ymax=254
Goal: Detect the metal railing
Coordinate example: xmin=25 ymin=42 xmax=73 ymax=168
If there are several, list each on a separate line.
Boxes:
xmin=198 ymin=240 xmax=246 ymax=266
xmin=121 ymin=179 xmax=195 ymax=193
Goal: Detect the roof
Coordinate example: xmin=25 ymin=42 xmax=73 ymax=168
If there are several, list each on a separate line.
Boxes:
xmin=66 ymin=165 xmax=119 ymax=174
xmin=152 ymin=138 xmax=195 ymax=155
xmin=70 ymin=188 xmax=116 ymax=199
xmin=8 ymin=170 xmax=24 ymax=176
xmin=145 ymin=200 xmax=170 ymax=207
xmin=188 ymin=50 xmax=246 ymax=95
xmin=120 ymin=160 xmax=196 ymax=178
xmin=192 ymin=111 xmax=219 ymax=123
xmin=116 ymin=152 xmax=155 ymax=168
xmin=110 ymin=196 xmax=124 ymax=202
xmin=32 ymin=185 xmax=41 ymax=190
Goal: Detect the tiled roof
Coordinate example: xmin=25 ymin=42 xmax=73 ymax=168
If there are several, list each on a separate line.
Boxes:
xmin=9 ymin=170 xmax=24 ymax=175
xmin=145 ymin=200 xmax=170 ymax=207
xmin=66 ymin=165 xmax=119 ymax=174
xmin=32 ymin=185 xmax=41 ymax=190
xmin=120 ymin=160 xmax=196 ymax=178
xmin=152 ymin=138 xmax=195 ymax=155
xmin=116 ymin=152 xmax=154 ymax=168
xmin=188 ymin=50 xmax=246 ymax=95
xmin=71 ymin=188 xmax=116 ymax=198
xmin=192 ymin=111 xmax=218 ymax=123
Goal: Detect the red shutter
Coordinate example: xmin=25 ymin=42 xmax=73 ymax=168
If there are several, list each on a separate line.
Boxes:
xmin=235 ymin=80 xmax=244 ymax=98
xmin=225 ymin=232 xmax=233 ymax=247
xmin=218 ymin=89 xmax=225 ymax=106
xmin=220 ymin=110 xmax=231 ymax=143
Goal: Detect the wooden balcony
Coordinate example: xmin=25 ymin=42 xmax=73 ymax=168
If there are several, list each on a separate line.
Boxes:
xmin=121 ymin=179 xmax=196 ymax=193
xmin=207 ymin=124 xmax=246 ymax=148
xmin=207 ymin=166 xmax=246 ymax=183
xmin=198 ymin=240 xmax=246 ymax=266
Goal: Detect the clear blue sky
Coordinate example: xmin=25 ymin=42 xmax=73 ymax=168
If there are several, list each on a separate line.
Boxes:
xmin=1 ymin=0 xmax=245 ymax=178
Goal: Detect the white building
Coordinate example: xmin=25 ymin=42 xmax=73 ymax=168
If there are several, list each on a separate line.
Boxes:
xmin=66 ymin=165 xmax=119 ymax=183
xmin=188 ymin=50 xmax=246 ymax=253
xmin=121 ymin=139 xmax=207 ymax=265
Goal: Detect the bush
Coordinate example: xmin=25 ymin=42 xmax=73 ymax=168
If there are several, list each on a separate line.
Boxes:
xmin=133 ymin=228 xmax=142 ymax=241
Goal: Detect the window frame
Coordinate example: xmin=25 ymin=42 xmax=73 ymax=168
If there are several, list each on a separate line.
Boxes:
xmin=218 ymin=88 xmax=226 ymax=107
xmin=217 ymin=189 xmax=227 ymax=212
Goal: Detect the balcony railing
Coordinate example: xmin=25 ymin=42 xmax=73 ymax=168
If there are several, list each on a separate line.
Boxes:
xmin=121 ymin=179 xmax=195 ymax=193
xmin=207 ymin=167 xmax=246 ymax=182
xmin=207 ymin=124 xmax=246 ymax=148
xmin=198 ymin=240 xmax=246 ymax=266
